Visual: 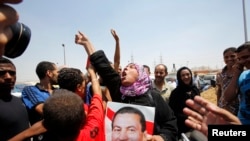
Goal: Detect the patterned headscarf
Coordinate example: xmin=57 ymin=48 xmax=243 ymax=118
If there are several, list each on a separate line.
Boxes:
xmin=120 ymin=63 xmax=152 ymax=97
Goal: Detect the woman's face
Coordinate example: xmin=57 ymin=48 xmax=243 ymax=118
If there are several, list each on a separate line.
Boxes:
xmin=223 ymin=51 xmax=237 ymax=67
xmin=121 ymin=64 xmax=139 ymax=86
xmin=180 ymin=69 xmax=192 ymax=85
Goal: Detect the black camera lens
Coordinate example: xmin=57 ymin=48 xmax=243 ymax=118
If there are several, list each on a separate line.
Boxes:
xmin=4 ymin=22 xmax=31 ymax=58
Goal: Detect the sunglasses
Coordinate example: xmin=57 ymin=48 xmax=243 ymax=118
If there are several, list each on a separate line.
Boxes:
xmin=0 ymin=70 xmax=16 ymax=76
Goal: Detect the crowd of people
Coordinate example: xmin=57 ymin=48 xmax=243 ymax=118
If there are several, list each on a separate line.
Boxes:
xmin=1 ymin=1 xmax=250 ymax=141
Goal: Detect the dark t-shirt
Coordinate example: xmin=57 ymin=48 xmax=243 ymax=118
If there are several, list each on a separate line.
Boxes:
xmin=0 ymin=95 xmax=30 ymax=141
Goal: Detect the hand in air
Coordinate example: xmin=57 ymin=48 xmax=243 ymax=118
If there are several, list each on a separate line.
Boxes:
xmin=111 ymin=29 xmax=119 ymax=41
xmin=75 ymin=31 xmax=90 ymax=46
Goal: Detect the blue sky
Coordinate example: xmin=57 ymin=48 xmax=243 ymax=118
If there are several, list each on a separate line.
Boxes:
xmin=9 ymin=0 xmax=250 ymax=82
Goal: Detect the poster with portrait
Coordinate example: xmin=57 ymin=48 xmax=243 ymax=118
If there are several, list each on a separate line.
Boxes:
xmin=105 ymin=101 xmax=155 ymax=141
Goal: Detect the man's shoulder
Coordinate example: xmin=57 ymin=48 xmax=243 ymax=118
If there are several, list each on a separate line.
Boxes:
xmin=22 ymin=85 xmax=44 ymax=95
xmin=239 ymin=70 xmax=250 ymax=85
xmin=8 ymin=95 xmax=23 ymax=102
xmin=22 ymin=85 xmax=37 ymax=91
xmin=241 ymin=69 xmax=250 ymax=75
xmin=239 ymin=70 xmax=250 ymax=79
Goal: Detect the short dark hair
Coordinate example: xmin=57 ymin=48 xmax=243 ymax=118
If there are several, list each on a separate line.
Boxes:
xmin=58 ymin=67 xmax=84 ymax=92
xmin=35 ymin=61 xmax=56 ymax=80
xmin=236 ymin=42 xmax=250 ymax=53
xmin=155 ymin=64 xmax=168 ymax=73
xmin=0 ymin=57 xmax=15 ymax=67
xmin=111 ymin=106 xmax=146 ymax=132
xmin=143 ymin=65 xmax=150 ymax=72
xmin=43 ymin=89 xmax=85 ymax=139
xmin=223 ymin=47 xmax=237 ymax=55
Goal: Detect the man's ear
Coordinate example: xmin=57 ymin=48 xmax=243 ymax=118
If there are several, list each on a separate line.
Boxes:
xmin=46 ymin=70 xmax=53 ymax=78
xmin=76 ymin=83 xmax=82 ymax=92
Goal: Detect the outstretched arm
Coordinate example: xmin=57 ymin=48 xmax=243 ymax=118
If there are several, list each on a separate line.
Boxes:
xmin=183 ymin=96 xmax=241 ymax=137
xmin=111 ymin=29 xmax=120 ymax=73
xmin=8 ymin=120 xmax=47 ymax=141
xmin=87 ymin=64 xmax=101 ymax=98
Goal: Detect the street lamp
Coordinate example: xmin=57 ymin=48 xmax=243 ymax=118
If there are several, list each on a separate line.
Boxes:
xmin=62 ymin=44 xmax=66 ymax=65
xmin=242 ymin=0 xmax=248 ymax=42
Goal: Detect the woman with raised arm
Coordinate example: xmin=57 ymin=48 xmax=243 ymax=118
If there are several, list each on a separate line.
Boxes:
xmin=75 ymin=31 xmax=178 ymax=141
xmin=111 ymin=29 xmax=122 ymax=75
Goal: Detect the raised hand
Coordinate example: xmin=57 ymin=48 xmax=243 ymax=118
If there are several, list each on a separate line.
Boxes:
xmin=75 ymin=31 xmax=95 ymax=56
xmin=111 ymin=29 xmax=119 ymax=41
xmin=75 ymin=31 xmax=90 ymax=46
xmin=232 ymin=63 xmax=244 ymax=75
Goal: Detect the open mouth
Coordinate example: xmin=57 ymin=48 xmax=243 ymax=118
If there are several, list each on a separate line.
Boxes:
xmin=121 ymin=71 xmax=126 ymax=80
